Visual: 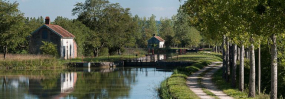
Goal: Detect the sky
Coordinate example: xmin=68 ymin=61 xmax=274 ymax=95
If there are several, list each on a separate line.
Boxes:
xmin=9 ymin=0 xmax=187 ymax=21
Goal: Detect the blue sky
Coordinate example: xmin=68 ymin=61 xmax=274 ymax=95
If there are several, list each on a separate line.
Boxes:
xmin=9 ymin=0 xmax=187 ymax=21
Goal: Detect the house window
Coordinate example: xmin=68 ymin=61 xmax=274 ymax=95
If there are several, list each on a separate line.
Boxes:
xmin=42 ymin=30 xmax=48 ymax=39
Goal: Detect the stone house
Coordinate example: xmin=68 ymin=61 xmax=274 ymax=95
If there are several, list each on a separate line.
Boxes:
xmin=148 ymin=34 xmax=165 ymax=49
xmin=29 ymin=17 xmax=77 ymax=59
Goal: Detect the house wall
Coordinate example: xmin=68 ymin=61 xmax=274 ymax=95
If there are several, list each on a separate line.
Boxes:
xmin=73 ymin=40 xmax=78 ymax=58
xmin=29 ymin=26 xmax=61 ymax=55
xmin=159 ymin=42 xmax=165 ymax=48
xmin=61 ymin=39 xmax=75 ymax=59
xmin=147 ymin=37 xmax=160 ymax=49
xmin=148 ymin=37 xmax=165 ymax=48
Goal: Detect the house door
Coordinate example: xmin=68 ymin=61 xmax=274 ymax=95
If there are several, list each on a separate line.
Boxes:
xmin=62 ymin=47 xmax=66 ymax=59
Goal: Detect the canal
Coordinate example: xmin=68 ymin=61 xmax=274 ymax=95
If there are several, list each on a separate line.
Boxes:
xmin=0 ymin=67 xmax=172 ymax=99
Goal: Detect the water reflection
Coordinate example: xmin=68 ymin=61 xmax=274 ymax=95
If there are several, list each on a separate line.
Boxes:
xmin=0 ymin=67 xmax=172 ymax=99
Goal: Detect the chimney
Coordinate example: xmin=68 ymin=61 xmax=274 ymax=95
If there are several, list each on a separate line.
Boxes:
xmin=153 ymin=34 xmax=156 ymax=36
xmin=45 ymin=16 xmax=50 ymax=25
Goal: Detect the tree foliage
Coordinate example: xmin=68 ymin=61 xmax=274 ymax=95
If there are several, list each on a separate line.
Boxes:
xmin=173 ymin=8 xmax=202 ymax=48
xmin=0 ymin=0 xmax=25 ymax=58
xmin=72 ymin=0 xmax=137 ymax=55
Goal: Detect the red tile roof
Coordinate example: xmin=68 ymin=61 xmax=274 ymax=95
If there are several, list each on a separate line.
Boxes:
xmin=45 ymin=24 xmax=75 ymax=38
xmin=154 ymin=36 xmax=165 ymax=42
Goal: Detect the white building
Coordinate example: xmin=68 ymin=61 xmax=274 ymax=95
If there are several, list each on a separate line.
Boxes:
xmin=147 ymin=34 xmax=165 ymax=49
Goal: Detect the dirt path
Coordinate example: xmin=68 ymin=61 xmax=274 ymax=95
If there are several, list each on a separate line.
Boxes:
xmin=186 ymin=62 xmax=234 ymax=99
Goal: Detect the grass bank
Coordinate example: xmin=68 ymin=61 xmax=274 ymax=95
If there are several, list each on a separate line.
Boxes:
xmin=159 ymin=52 xmax=222 ymax=99
xmin=0 ymin=58 xmax=65 ymax=69
xmin=212 ymin=68 xmax=269 ymax=99
xmin=0 ymin=54 xmax=64 ymax=69
xmin=164 ymin=52 xmax=222 ymax=62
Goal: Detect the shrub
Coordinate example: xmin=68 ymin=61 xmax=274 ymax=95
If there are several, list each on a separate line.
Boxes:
xmin=40 ymin=41 xmax=58 ymax=57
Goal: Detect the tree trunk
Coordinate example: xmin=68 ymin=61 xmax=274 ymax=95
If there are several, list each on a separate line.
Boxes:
xmin=237 ymin=47 xmax=240 ymax=61
xmin=244 ymin=49 xmax=246 ymax=58
xmin=239 ymin=44 xmax=244 ymax=92
xmin=270 ymin=34 xmax=277 ymax=99
xmin=248 ymin=40 xmax=255 ymax=97
xmin=118 ymin=48 xmax=121 ymax=55
xmin=3 ymin=46 xmax=7 ymax=59
xmin=223 ymin=35 xmax=226 ymax=79
xmin=258 ymin=44 xmax=261 ymax=94
xmin=96 ymin=48 xmax=99 ymax=57
xmin=231 ymin=44 xmax=237 ymax=88
xmin=93 ymin=49 xmax=96 ymax=57
xmin=215 ymin=45 xmax=217 ymax=53
xmin=226 ymin=37 xmax=230 ymax=82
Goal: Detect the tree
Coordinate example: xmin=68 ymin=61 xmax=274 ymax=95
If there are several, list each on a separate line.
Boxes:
xmin=72 ymin=0 xmax=137 ymax=55
xmin=84 ymin=31 xmax=101 ymax=57
xmin=132 ymin=15 xmax=143 ymax=48
xmin=159 ymin=18 xmax=174 ymax=48
xmin=0 ymin=0 xmax=25 ymax=59
xmin=174 ymin=7 xmax=201 ymax=48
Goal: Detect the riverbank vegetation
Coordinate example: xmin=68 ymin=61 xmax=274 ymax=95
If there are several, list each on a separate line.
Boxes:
xmin=0 ymin=54 xmax=64 ymax=69
xmin=159 ymin=52 xmax=222 ymax=99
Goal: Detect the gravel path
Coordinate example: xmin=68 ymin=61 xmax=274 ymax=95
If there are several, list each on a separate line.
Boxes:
xmin=186 ymin=62 xmax=234 ymax=99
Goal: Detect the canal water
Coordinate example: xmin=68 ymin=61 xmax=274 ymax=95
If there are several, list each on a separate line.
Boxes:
xmin=0 ymin=67 xmax=172 ymax=99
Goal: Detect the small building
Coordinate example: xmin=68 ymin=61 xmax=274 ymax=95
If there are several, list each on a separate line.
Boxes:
xmin=29 ymin=16 xmax=77 ymax=59
xmin=148 ymin=34 xmax=165 ymax=49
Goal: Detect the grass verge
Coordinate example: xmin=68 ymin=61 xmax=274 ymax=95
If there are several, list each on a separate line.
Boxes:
xmin=212 ymin=68 xmax=269 ymax=99
xmin=159 ymin=52 xmax=221 ymax=99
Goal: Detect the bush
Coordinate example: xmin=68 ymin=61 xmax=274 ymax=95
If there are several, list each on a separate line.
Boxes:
xmin=16 ymin=50 xmax=28 ymax=54
xmin=40 ymin=41 xmax=58 ymax=57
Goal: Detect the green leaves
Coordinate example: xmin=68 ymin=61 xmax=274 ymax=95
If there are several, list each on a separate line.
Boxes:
xmin=0 ymin=0 xmax=25 ymax=53
xmin=173 ymin=8 xmax=202 ymax=48
xmin=40 ymin=41 xmax=58 ymax=57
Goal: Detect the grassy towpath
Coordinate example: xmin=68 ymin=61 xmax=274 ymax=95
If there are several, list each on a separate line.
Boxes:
xmin=187 ymin=62 xmax=233 ymax=99
xmin=159 ymin=52 xmax=223 ymax=99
